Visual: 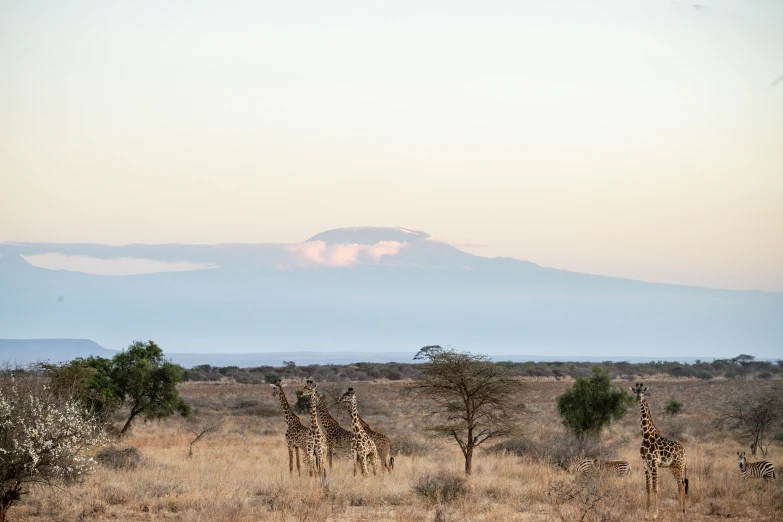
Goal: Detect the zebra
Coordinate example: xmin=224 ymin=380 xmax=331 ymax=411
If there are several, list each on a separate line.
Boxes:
xmin=737 ymin=452 xmax=775 ymax=480
xmin=576 ymin=458 xmax=631 ymax=477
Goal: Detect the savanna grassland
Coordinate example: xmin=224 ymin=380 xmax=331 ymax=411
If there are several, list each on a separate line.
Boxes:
xmin=13 ymin=377 xmax=783 ymax=522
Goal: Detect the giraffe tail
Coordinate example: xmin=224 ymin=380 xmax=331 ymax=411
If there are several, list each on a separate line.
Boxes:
xmin=389 ymin=456 xmax=394 ymax=471
xmin=684 ymin=465 xmax=689 ymax=494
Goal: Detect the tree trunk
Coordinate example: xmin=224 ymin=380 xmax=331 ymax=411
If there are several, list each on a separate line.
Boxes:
xmin=465 ymin=427 xmax=474 ymax=475
xmin=1 ymin=488 xmax=20 ymax=522
xmin=465 ymin=444 xmax=473 ymax=475
xmin=1 ymin=497 xmax=12 ymax=522
xmin=120 ymin=410 xmax=140 ymax=435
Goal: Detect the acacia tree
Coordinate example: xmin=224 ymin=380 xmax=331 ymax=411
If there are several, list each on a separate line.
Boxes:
xmin=718 ymin=386 xmax=782 ymax=457
xmin=407 ymin=346 xmax=522 ymax=475
xmin=0 ymin=367 xmax=106 ymax=522
xmin=112 ymin=341 xmax=190 ymax=434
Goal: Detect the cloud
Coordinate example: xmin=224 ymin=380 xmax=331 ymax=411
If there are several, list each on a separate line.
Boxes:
xmin=285 ymin=240 xmax=407 ymax=267
xmin=22 ymin=254 xmax=218 ymax=275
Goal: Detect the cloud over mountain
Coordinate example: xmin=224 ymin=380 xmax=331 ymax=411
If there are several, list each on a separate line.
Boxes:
xmin=284 ymin=240 xmax=408 ymax=267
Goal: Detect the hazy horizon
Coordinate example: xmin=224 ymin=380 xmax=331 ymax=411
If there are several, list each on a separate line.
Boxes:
xmin=2 ymin=1 xmax=782 ymax=292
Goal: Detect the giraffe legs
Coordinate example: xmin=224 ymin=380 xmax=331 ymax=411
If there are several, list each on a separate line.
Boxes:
xmin=288 ymin=442 xmax=295 ymax=475
xmin=643 ymin=460 xmax=659 ymax=519
xmin=327 ymin=444 xmax=333 ymax=470
xmin=307 ymin=444 xmax=315 ymax=477
xmin=369 ymin=451 xmax=378 ymax=475
xmin=294 ymin=446 xmax=301 ymax=476
xmin=670 ymin=466 xmax=686 ymax=514
xmin=352 ymin=450 xmax=360 ymax=476
xmin=361 ymin=454 xmax=369 ymax=475
xmin=650 ymin=462 xmax=659 ymax=520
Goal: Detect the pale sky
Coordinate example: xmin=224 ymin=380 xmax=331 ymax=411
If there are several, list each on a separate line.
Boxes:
xmin=1 ymin=0 xmax=782 ymax=291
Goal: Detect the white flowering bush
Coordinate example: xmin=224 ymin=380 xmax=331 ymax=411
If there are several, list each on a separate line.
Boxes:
xmin=0 ymin=368 xmax=107 ymax=521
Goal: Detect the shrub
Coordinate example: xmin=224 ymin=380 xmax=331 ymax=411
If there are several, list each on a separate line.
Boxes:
xmin=665 ymin=399 xmax=683 ymax=415
xmin=0 ymin=369 xmax=107 ymax=520
xmin=293 ymin=389 xmax=310 ymax=414
xmin=414 ymin=472 xmax=469 ymax=503
xmin=95 ymin=447 xmax=143 ymax=470
xmin=264 ymin=372 xmax=280 ymax=384
xmin=490 ymin=434 xmax=613 ymax=470
xmin=556 ymin=367 xmax=633 ymax=439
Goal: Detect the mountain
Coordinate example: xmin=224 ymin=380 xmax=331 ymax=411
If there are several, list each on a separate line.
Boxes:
xmin=1 ymin=227 xmax=781 ymax=359
xmin=0 ymin=339 xmax=118 ymax=366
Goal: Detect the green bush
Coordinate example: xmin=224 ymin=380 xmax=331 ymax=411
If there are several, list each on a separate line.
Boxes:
xmin=556 ymin=367 xmax=633 ymax=439
xmin=665 ymin=399 xmax=683 ymax=415
xmin=293 ymin=389 xmax=311 ymax=414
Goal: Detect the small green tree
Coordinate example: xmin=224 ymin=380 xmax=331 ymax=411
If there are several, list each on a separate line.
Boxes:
xmin=41 ymin=356 xmax=121 ymax=422
xmin=112 ymin=341 xmax=190 ymax=434
xmin=557 ymin=367 xmax=632 ymax=439
xmin=293 ymin=388 xmax=310 ymax=414
xmin=665 ymin=399 xmax=683 ymax=415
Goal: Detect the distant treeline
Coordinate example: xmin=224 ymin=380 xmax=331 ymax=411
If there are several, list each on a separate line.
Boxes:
xmin=182 ymin=354 xmax=782 ymax=384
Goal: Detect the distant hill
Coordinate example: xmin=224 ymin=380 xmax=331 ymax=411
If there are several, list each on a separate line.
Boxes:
xmin=0 ymin=339 xmax=118 ymax=366
xmin=1 ymin=227 xmax=781 ymax=359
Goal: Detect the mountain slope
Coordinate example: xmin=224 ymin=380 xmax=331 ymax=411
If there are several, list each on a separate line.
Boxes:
xmin=0 ymin=339 xmax=117 ymax=365
xmin=1 ymin=228 xmax=780 ymax=358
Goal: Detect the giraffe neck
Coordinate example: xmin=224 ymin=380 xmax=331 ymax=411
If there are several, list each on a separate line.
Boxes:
xmin=276 ymin=387 xmax=298 ymax=427
xmin=348 ymin=401 xmax=366 ymax=437
xmin=639 ymin=397 xmax=661 ymax=440
xmin=317 ymin=396 xmax=340 ymax=431
xmin=308 ymin=390 xmax=320 ymax=433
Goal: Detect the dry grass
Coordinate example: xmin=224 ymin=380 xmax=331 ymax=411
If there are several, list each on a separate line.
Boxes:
xmin=12 ymin=378 xmax=783 ymax=521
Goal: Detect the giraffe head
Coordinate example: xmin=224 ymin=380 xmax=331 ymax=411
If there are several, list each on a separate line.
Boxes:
xmin=304 ymin=379 xmax=317 ymax=395
xmin=340 ymin=387 xmax=357 ymax=407
xmin=270 ymin=378 xmax=285 ymax=397
xmin=630 ymin=382 xmax=648 ymax=402
xmin=737 ymin=451 xmax=746 ymax=470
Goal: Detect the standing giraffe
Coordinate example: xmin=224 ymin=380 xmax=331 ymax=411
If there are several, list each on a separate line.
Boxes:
xmin=270 ymin=379 xmax=310 ymax=476
xmin=303 ymin=380 xmax=327 ymax=478
xmin=316 ymin=394 xmax=353 ymax=469
xmin=340 ymin=387 xmax=379 ymax=476
xmin=358 ymin=415 xmax=394 ymax=472
xmin=737 ymin=452 xmax=776 ymax=480
xmin=631 ymin=383 xmax=688 ymax=518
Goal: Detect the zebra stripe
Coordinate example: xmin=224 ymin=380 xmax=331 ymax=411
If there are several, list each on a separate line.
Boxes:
xmin=741 ymin=461 xmax=776 ymax=480
xmin=576 ymin=458 xmax=631 ymax=477
xmin=738 ymin=452 xmax=775 ymax=480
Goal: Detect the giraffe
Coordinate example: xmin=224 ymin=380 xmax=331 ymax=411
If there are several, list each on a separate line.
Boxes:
xmin=358 ymin=414 xmax=394 ymax=472
xmin=631 ymin=383 xmax=688 ymax=518
xmin=737 ymin=452 xmax=776 ymax=480
xmin=270 ymin=379 xmax=310 ymax=476
xmin=340 ymin=387 xmax=379 ymax=476
xmin=303 ymin=380 xmax=327 ymax=478
xmin=316 ymin=394 xmax=353 ymax=469
xmin=575 ymin=458 xmax=631 ymax=477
